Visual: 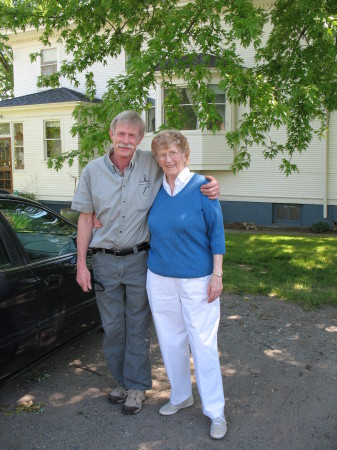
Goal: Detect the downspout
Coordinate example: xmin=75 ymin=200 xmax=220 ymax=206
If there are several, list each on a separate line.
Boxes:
xmin=323 ymin=111 xmax=330 ymax=219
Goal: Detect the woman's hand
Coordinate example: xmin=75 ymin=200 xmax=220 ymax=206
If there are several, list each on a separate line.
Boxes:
xmin=207 ymin=274 xmax=223 ymax=303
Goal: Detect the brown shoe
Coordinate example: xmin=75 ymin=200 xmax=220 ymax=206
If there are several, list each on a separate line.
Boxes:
xmin=108 ymin=385 xmax=128 ymax=404
xmin=122 ymin=390 xmax=145 ymax=415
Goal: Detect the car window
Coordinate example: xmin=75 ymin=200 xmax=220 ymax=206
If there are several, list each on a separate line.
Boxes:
xmin=0 ymin=238 xmax=11 ymax=269
xmin=0 ymin=200 xmax=77 ymax=262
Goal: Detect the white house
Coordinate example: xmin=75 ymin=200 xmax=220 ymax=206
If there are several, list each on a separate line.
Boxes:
xmin=0 ymin=27 xmax=125 ymax=212
xmin=140 ymin=13 xmax=337 ymax=228
xmin=0 ymin=5 xmax=336 ymax=227
xmin=141 ymin=71 xmax=337 ymax=228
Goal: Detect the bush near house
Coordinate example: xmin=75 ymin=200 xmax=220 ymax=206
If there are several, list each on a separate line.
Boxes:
xmin=311 ymin=221 xmax=332 ymax=234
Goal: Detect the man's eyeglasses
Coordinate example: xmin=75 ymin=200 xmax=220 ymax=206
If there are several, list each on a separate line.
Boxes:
xmin=91 ymin=278 xmax=105 ymax=292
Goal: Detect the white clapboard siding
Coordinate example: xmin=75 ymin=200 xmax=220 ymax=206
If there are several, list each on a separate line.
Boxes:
xmin=1 ymin=104 xmax=81 ymax=201
xmin=59 ymin=47 xmax=126 ymax=99
xmin=12 ymin=35 xmax=42 ymax=97
xmin=9 ymin=30 xmax=125 ymax=99
xmin=198 ymin=109 xmax=336 ymax=206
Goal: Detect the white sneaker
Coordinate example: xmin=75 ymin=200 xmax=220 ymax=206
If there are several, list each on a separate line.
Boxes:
xmin=159 ymin=395 xmax=194 ymax=416
xmin=210 ymin=415 xmax=227 ymax=439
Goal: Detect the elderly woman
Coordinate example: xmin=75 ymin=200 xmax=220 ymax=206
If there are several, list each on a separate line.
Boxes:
xmin=146 ymin=130 xmax=226 ymax=439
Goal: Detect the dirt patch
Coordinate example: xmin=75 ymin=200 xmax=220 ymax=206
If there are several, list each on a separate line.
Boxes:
xmin=0 ymin=294 xmax=336 ymax=450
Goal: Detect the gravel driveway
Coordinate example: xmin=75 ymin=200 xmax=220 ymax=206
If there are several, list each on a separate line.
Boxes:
xmin=0 ymin=294 xmax=336 ymax=450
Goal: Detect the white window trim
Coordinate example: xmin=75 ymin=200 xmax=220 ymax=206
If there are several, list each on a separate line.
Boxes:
xmin=39 ymin=46 xmax=60 ymax=90
xmin=160 ymin=83 xmax=231 ymax=132
xmin=44 ymin=120 xmax=62 ymax=160
xmin=13 ymin=122 xmax=24 ymax=171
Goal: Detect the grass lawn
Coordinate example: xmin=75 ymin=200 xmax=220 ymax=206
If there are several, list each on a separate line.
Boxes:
xmin=223 ymin=232 xmax=337 ymax=309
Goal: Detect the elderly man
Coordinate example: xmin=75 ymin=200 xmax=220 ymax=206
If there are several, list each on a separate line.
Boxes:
xmin=72 ymin=111 xmax=219 ymax=415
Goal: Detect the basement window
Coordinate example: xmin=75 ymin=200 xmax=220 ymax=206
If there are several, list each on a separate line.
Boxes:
xmin=273 ymin=204 xmax=302 ymax=224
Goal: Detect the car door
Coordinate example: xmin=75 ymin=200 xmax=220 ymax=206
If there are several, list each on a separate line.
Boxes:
xmin=0 ymin=198 xmax=99 ymax=353
xmin=0 ymin=217 xmax=39 ymax=382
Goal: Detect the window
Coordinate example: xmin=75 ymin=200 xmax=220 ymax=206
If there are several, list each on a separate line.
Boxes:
xmin=1 ymin=200 xmax=77 ymax=262
xmin=0 ymin=237 xmax=11 ymax=270
xmin=273 ymin=204 xmax=302 ymax=224
xmin=0 ymin=136 xmax=12 ymax=191
xmin=164 ymin=87 xmax=197 ymax=130
xmin=41 ymin=48 xmax=57 ymax=76
xmin=45 ymin=121 xmax=61 ymax=158
xmin=0 ymin=123 xmax=10 ymax=135
xmin=207 ymin=84 xmax=226 ymax=131
xmin=146 ymin=98 xmax=156 ymax=132
xmin=13 ymin=123 xmax=24 ymax=170
xmin=163 ymin=84 xmax=226 ymax=131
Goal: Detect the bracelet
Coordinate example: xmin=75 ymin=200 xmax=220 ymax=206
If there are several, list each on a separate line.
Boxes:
xmin=212 ymin=272 xmax=223 ymax=277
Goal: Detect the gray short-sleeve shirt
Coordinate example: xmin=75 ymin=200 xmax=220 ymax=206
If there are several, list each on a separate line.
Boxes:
xmin=71 ymin=148 xmax=162 ymax=250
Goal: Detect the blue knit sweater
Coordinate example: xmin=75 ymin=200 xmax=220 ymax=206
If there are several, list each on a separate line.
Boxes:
xmin=147 ymin=174 xmax=225 ymax=278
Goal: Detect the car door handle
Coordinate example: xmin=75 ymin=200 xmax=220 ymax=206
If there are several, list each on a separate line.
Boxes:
xmin=43 ymin=275 xmax=63 ymax=287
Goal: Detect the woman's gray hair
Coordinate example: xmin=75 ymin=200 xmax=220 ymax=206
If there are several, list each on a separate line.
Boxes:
xmin=151 ymin=130 xmax=191 ymax=165
xmin=110 ymin=111 xmax=146 ymax=138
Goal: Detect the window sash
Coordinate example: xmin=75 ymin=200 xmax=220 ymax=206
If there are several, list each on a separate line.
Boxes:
xmin=164 ymin=85 xmax=226 ymax=131
xmin=13 ymin=123 xmax=24 ymax=170
xmin=273 ymin=204 xmax=302 ymax=223
xmin=45 ymin=121 xmax=61 ymax=158
xmin=0 ymin=123 xmax=10 ymax=135
xmin=41 ymin=48 xmax=57 ymax=77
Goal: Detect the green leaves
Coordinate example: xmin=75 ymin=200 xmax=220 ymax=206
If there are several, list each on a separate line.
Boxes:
xmin=0 ymin=34 xmax=13 ymax=100
xmin=1 ymin=0 xmax=336 ymax=174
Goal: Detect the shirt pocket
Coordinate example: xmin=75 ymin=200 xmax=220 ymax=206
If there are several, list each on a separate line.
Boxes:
xmin=136 ymin=180 xmax=152 ymax=211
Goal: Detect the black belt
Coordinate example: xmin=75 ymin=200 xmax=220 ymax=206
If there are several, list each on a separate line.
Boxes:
xmin=92 ymin=242 xmax=150 ymax=257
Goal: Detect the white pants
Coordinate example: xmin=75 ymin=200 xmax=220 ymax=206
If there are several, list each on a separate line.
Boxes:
xmin=146 ymin=269 xmax=225 ymax=419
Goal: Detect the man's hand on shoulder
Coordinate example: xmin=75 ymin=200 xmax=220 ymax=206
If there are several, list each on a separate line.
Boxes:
xmin=200 ymin=175 xmax=220 ymax=200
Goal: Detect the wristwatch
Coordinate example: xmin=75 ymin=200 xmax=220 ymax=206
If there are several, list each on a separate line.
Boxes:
xmin=212 ymin=272 xmax=223 ymax=277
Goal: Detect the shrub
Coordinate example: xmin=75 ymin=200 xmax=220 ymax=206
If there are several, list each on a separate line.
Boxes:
xmin=15 ymin=191 xmax=38 ymax=202
xmin=311 ymin=221 xmax=332 ymax=233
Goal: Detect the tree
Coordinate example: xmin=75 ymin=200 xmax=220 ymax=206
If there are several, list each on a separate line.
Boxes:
xmin=0 ymin=0 xmax=336 ymax=173
xmin=0 ymin=0 xmax=14 ymax=100
xmin=0 ymin=40 xmax=13 ymax=100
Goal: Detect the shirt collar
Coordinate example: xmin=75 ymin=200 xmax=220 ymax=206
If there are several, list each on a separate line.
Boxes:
xmin=162 ymin=166 xmax=191 ymax=187
xmin=108 ymin=148 xmax=137 ymax=173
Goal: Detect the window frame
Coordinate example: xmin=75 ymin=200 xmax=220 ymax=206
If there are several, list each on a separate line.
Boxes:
xmin=13 ymin=122 xmax=24 ymax=170
xmin=163 ymin=84 xmax=226 ymax=131
xmin=44 ymin=120 xmax=62 ymax=159
xmin=0 ymin=233 xmax=12 ymax=270
xmin=273 ymin=203 xmax=303 ymax=225
xmin=146 ymin=98 xmax=156 ymax=133
xmin=40 ymin=48 xmax=58 ymax=77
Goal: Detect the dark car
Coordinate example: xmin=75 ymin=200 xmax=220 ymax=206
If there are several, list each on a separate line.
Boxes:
xmin=0 ymin=192 xmax=100 ymax=383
